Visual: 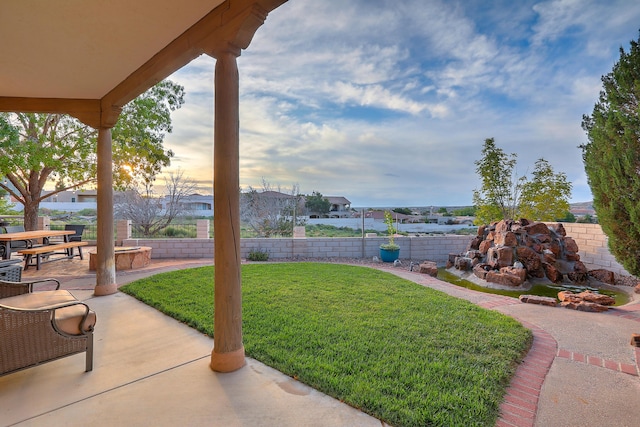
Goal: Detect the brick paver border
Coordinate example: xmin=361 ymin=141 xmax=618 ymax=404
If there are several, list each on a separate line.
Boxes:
xmin=496 ymin=321 xmax=557 ymax=427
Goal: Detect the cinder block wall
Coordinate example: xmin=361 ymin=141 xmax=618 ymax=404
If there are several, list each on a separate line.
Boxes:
xmin=123 ymin=225 xmax=631 ymax=275
xmin=122 ymin=235 xmax=472 ymax=265
xmin=561 ymin=223 xmax=630 ymax=276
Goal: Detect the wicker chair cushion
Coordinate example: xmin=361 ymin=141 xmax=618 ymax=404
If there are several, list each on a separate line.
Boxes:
xmin=0 ymin=290 xmax=96 ymax=335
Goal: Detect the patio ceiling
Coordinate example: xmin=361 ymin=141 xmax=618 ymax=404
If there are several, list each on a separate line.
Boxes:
xmin=0 ymin=0 xmax=285 ymax=128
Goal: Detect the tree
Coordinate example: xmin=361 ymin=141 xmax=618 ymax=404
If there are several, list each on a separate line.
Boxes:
xmin=576 ymin=214 xmax=596 ymax=224
xmin=581 ymin=32 xmax=640 ymax=275
xmin=559 ymin=211 xmax=577 ymax=223
xmin=392 ymin=207 xmax=412 ymax=215
xmin=518 ymin=159 xmax=571 ymax=221
xmin=473 ymin=138 xmax=571 ymax=224
xmin=0 ymin=187 xmax=19 ymax=215
xmin=114 ymin=170 xmax=197 ymax=237
xmin=581 ymin=38 xmax=640 ymax=275
xmin=452 ymin=206 xmax=477 ymax=216
xmin=305 ymin=191 xmax=331 ymax=217
xmin=0 ymin=80 xmax=184 ymax=230
xmin=240 ymin=179 xmax=303 ymax=237
xmin=473 ymin=138 xmax=522 ymax=224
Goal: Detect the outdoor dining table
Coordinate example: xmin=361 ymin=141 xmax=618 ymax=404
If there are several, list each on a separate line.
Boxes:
xmin=0 ymin=230 xmax=75 ymax=260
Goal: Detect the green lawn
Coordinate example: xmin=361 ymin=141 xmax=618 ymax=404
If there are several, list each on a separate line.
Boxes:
xmin=121 ymin=263 xmax=531 ymax=427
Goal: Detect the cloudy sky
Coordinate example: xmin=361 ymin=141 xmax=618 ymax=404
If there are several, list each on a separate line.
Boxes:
xmin=161 ymin=0 xmax=640 ymax=208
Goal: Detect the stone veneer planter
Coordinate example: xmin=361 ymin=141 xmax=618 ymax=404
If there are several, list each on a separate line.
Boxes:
xmin=89 ymin=246 xmax=152 ymax=271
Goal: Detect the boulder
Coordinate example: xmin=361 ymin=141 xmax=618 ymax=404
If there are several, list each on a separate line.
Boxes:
xmin=536 ymin=233 xmax=552 ymax=244
xmin=558 ymin=290 xmax=614 ymax=311
xmin=515 ymin=246 xmax=542 ymax=275
xmin=523 ymin=222 xmax=551 ymax=236
xmin=519 ymin=295 xmax=557 ymax=306
xmin=542 ymin=250 xmax=556 ymax=264
xmin=488 ymin=246 xmax=514 ymax=268
xmin=568 ymin=261 xmax=589 ymax=283
xmin=567 ymin=271 xmax=588 ymax=284
xmin=558 ymin=291 xmax=582 ymax=303
xmin=543 ymin=263 xmax=563 ymax=283
xmin=419 ymin=261 xmax=438 ymax=277
xmin=473 ymin=263 xmax=490 ymax=280
xmin=479 ymin=240 xmax=493 ymax=255
xmin=486 ymin=269 xmax=525 ymax=287
xmin=548 ymin=222 xmax=566 ymax=237
xmin=577 ymin=290 xmax=615 ymax=306
xmin=495 ymin=231 xmax=518 ymax=247
xmin=454 ymin=257 xmax=473 ymax=271
xmin=469 ymin=236 xmax=482 ymax=251
xmin=547 ymin=240 xmax=561 ymax=257
xmin=495 ymin=219 xmax=512 ymax=233
xmin=501 ymin=265 xmax=527 ymax=282
xmin=560 ymin=301 xmax=610 ymax=312
xmin=588 ymin=269 xmax=615 ymax=285
xmin=565 ymin=252 xmax=581 ymax=262
xmin=564 ymin=237 xmax=579 ymax=253
xmin=447 ymin=253 xmax=460 ymax=268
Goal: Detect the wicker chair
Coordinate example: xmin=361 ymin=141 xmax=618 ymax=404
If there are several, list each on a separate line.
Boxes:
xmin=0 ymin=290 xmax=96 ymax=376
xmin=1 ymin=274 xmax=95 ymax=376
xmin=0 ymin=277 xmax=62 ymax=298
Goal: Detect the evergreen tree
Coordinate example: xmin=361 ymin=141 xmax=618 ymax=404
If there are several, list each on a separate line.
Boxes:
xmin=581 ymin=32 xmax=640 ymax=275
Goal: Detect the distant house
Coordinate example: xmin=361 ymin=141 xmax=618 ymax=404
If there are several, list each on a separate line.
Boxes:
xmin=162 ymin=193 xmax=212 ymax=214
xmin=36 ymin=189 xmax=215 ymax=216
xmin=363 ymin=210 xmax=425 ymax=224
xmin=42 ymin=189 xmax=97 ymax=203
xmin=326 ymin=196 xmax=351 ymax=218
xmin=243 ymin=191 xmax=351 ymax=219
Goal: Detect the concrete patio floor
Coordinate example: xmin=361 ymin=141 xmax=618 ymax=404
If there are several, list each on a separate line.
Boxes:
xmin=0 ymin=288 xmax=384 ymax=427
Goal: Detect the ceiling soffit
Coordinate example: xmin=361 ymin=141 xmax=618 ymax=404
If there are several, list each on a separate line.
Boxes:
xmin=0 ymin=0 xmax=287 ymax=128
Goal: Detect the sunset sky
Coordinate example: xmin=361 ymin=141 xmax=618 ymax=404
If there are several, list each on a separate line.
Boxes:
xmin=161 ymin=0 xmax=640 ymax=207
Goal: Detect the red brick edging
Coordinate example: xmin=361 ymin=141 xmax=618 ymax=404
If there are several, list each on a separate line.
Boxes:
xmin=556 ymin=348 xmax=638 ymax=376
xmin=496 ymin=321 xmax=556 ymax=427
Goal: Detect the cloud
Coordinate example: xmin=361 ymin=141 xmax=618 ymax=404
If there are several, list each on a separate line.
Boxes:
xmin=159 ymin=0 xmax=640 ymax=206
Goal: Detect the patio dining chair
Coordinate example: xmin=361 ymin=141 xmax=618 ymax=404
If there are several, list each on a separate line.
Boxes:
xmin=65 ymin=224 xmax=85 ymax=242
xmin=1 ymin=225 xmax=32 ymax=250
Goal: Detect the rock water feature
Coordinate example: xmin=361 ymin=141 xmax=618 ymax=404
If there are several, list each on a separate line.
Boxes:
xmin=447 ymin=219 xmax=619 ymax=312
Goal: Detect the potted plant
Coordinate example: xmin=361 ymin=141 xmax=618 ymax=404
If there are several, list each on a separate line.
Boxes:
xmin=379 ymin=210 xmax=400 ymax=262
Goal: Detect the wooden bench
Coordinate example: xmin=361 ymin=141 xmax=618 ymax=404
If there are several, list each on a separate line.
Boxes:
xmin=18 ymin=241 xmax=88 ymax=271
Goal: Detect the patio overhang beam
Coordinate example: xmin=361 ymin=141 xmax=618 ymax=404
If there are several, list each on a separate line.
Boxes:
xmin=0 ymin=98 xmax=102 ymax=128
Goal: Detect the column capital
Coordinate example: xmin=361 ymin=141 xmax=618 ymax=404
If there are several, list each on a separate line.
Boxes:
xmin=203 ymin=2 xmax=268 ymax=59
xmin=100 ymin=104 xmax=123 ymax=128
xmin=208 ymin=42 xmax=242 ymax=60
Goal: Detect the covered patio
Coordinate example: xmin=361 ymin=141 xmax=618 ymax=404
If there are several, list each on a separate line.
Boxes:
xmin=0 ymin=283 xmax=381 ymax=426
xmin=0 ymin=0 xmax=285 ymax=373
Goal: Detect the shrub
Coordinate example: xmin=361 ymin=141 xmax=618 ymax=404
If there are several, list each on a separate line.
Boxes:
xmin=247 ymin=249 xmax=269 ymax=261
